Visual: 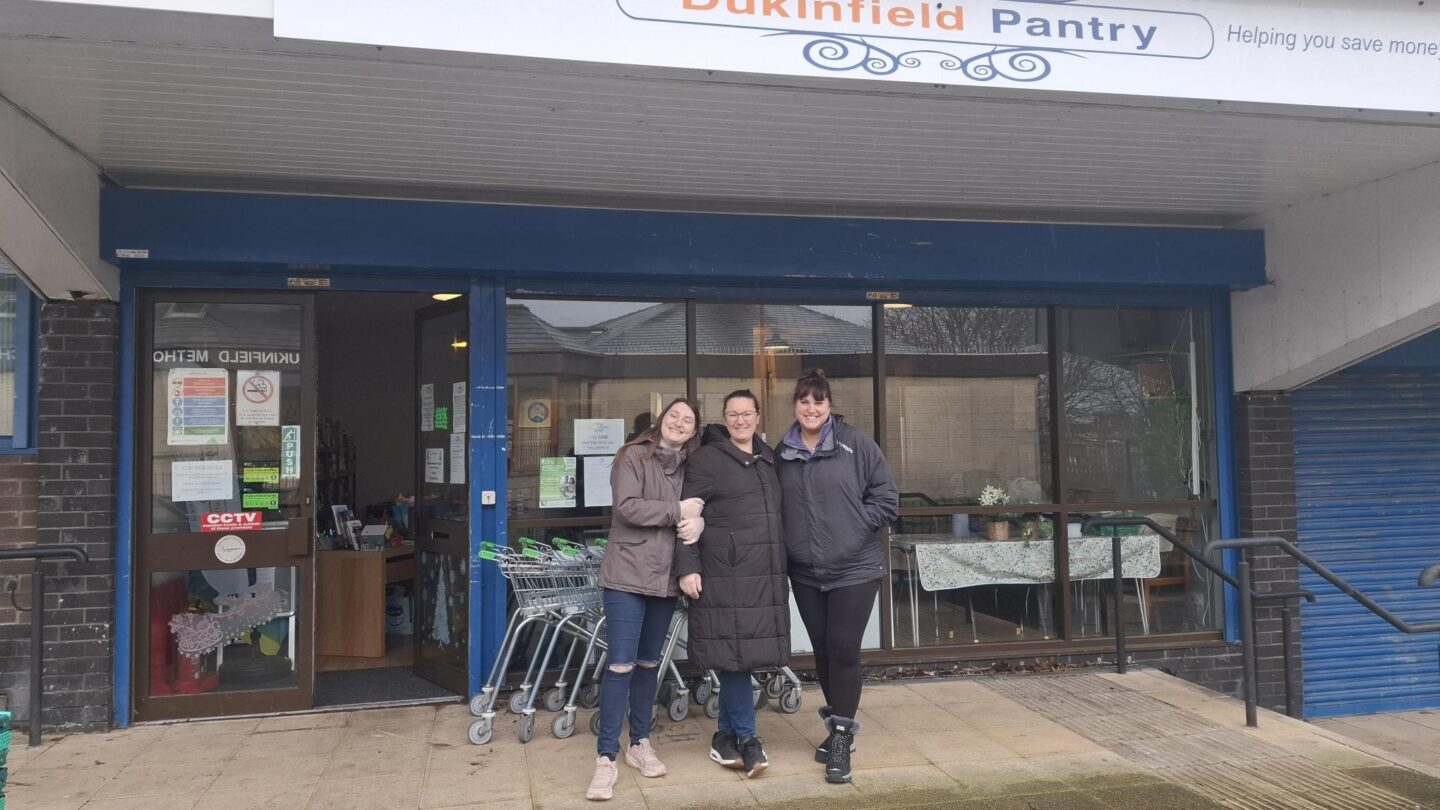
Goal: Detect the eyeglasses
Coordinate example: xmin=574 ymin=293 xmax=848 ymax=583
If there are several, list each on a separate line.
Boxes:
xmin=723 ymin=410 xmax=758 ymax=423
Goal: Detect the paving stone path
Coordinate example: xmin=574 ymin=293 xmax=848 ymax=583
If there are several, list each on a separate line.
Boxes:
xmin=7 ymin=669 xmax=1440 ymax=809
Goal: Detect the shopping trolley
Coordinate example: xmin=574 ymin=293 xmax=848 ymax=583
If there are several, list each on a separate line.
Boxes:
xmin=566 ymin=596 xmax=692 ymax=740
xmin=695 ymin=666 xmax=804 ymax=718
xmin=468 ymin=538 xmax=607 ymax=745
xmin=468 ymin=538 xmax=691 ymax=745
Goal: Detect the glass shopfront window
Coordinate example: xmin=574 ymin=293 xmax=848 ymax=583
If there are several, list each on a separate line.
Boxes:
xmin=1060 ymin=307 xmax=1208 ymax=503
xmin=506 ymin=296 xmax=1223 ymax=651
xmin=695 ymin=303 xmax=873 ymax=443
xmin=884 ymin=306 xmax=1052 ymax=508
xmin=506 ymin=299 xmax=685 ymax=542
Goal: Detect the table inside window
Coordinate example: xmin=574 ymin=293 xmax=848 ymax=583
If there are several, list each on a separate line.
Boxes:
xmin=888 ymin=534 xmax=1162 ymax=646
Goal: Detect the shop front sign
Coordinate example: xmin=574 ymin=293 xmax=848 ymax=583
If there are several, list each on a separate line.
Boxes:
xmin=274 ymin=0 xmax=1440 ymax=113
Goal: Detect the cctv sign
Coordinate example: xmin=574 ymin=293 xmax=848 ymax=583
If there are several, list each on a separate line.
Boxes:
xmin=201 ymin=512 xmax=263 ymax=532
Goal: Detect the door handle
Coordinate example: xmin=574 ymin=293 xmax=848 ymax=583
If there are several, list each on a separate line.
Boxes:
xmin=288 ymin=517 xmax=313 ymax=557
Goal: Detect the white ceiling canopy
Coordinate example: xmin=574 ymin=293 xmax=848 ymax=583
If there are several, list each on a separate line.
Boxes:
xmin=3 ymin=1 xmax=1440 ymax=227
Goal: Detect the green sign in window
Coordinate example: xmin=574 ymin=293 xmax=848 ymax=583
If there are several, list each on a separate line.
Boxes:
xmin=242 ymin=492 xmax=279 ymax=510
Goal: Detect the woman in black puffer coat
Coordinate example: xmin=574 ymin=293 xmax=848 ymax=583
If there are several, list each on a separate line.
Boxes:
xmin=673 ymin=389 xmax=789 ymax=779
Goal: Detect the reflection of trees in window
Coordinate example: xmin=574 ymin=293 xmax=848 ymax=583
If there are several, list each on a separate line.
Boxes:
xmin=1063 ymin=310 xmax=1197 ymax=501
xmin=883 ymin=307 xmax=1040 ymax=354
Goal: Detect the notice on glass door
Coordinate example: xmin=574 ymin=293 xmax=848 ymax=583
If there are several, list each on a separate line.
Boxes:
xmin=449 ymin=433 xmax=466 ymax=484
xmin=235 ymin=370 xmax=281 ymax=426
xmin=420 ymin=383 xmax=435 ymax=432
xmin=424 ymin=447 xmax=445 ymax=483
xmin=171 ymin=459 xmax=234 ymax=502
xmin=167 ymin=368 xmax=229 ymax=446
xmin=452 ymin=381 xmax=466 ymax=434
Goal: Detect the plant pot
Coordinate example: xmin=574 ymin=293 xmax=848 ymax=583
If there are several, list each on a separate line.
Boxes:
xmin=985 ymin=520 xmax=1011 ymax=541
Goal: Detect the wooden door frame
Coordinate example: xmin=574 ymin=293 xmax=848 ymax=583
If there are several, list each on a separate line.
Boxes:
xmin=133 ymin=290 xmax=318 ymax=721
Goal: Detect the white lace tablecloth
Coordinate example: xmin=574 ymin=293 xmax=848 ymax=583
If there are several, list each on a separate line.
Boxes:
xmin=895 ymin=535 xmax=1162 ymax=591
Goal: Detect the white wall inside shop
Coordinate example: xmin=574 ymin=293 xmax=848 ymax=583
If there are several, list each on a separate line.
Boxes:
xmin=317 ymin=292 xmax=434 ymax=509
xmin=1233 ymin=160 xmax=1440 ymax=392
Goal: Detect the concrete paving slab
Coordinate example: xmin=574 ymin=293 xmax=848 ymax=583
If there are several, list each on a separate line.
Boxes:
xmin=308 ymin=772 xmax=425 ymax=809
xmin=13 ymin=669 xmax=1440 ymax=809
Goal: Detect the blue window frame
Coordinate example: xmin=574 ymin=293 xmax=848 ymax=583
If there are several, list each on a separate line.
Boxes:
xmin=0 ymin=266 xmax=38 ymax=453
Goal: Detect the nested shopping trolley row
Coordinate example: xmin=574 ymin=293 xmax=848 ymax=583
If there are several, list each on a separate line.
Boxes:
xmin=467 ymin=538 xmax=803 ymax=746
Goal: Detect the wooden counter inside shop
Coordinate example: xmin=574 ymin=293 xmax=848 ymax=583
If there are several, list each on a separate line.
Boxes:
xmin=316 ymin=544 xmax=416 ymax=658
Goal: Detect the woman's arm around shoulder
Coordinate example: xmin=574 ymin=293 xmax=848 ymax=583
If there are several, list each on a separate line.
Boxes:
xmin=611 ymin=447 xmax=681 ymax=528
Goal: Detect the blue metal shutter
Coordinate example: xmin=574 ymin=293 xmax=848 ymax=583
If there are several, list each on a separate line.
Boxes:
xmin=1294 ymin=371 xmax=1440 ymax=718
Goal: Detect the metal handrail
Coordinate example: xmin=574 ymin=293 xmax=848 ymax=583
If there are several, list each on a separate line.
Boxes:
xmin=1078 ymin=518 xmax=1315 ymax=721
xmin=1 ymin=545 xmax=90 ymax=746
xmin=1206 ymin=536 xmax=1440 ymax=727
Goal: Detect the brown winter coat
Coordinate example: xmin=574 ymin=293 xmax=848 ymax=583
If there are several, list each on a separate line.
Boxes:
xmin=598 ymin=440 xmax=686 ymax=598
xmin=674 ymin=425 xmax=790 ymax=673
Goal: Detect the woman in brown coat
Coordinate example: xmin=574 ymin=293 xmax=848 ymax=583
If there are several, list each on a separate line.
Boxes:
xmin=587 ymin=398 xmax=703 ymax=801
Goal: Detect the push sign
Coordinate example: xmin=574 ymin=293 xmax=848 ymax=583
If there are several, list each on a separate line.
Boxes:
xmin=281 ymin=425 xmax=300 ymax=480
xmin=202 ymin=512 xmax=262 ymax=532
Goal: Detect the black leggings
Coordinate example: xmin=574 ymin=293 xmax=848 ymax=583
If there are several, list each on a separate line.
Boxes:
xmin=792 ymin=578 xmax=880 ymax=721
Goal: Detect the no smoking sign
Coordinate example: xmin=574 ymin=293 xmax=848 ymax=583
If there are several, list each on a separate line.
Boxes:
xmin=241 ymin=374 xmax=274 ymax=403
xmin=236 ymin=370 xmax=281 ymax=426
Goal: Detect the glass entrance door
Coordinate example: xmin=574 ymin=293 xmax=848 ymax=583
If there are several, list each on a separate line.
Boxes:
xmin=135 ymin=293 xmax=316 ymax=720
xmin=413 ymin=300 xmax=469 ymax=693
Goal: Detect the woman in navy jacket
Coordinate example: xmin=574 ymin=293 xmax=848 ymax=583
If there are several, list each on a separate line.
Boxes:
xmin=775 ymin=369 xmax=898 ymax=785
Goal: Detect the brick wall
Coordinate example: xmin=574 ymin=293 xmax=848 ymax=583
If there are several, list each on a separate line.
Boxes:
xmin=1233 ymin=391 xmax=1301 ymax=713
xmin=30 ymin=300 xmax=118 ymax=732
xmin=0 ymin=455 xmax=40 ymax=717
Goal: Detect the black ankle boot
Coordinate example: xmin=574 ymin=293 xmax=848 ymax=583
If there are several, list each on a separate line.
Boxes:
xmin=825 ymin=718 xmax=856 ymax=784
xmin=814 ymin=706 xmax=858 ymax=762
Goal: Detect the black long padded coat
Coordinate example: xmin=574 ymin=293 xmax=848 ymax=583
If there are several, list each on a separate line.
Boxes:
xmin=673 ymin=425 xmax=790 ymax=673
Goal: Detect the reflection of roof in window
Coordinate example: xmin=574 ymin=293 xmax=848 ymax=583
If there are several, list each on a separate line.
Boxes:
xmin=507 ymin=305 xmax=599 ymax=355
xmin=512 ymin=302 xmax=905 ymax=355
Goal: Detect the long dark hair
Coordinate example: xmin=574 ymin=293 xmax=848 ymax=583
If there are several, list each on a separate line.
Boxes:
xmin=614 ymin=398 xmax=701 ymax=462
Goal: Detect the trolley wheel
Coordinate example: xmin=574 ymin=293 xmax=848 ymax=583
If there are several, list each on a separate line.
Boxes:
xmin=580 ymin=684 xmax=601 ymax=710
xmin=543 ymin=687 xmax=566 ymax=713
xmin=469 ymin=693 xmax=488 ymax=717
xmin=668 ymin=696 xmax=689 ymax=723
xmin=553 ymin=712 xmax=577 ymax=739
xmin=657 ymin=682 xmax=676 ymax=706
xmin=753 ymin=688 xmax=768 ymax=712
xmin=468 ymin=718 xmax=493 ymax=746
xmin=508 ymin=689 xmax=529 ymax=715
xmin=589 ymin=711 xmax=602 ymax=737
xmin=518 ymin=714 xmax=536 ymax=744
xmin=764 ymin=675 xmax=785 ymax=699
xmin=693 ymin=680 xmax=713 ymax=705
xmin=778 ymin=684 xmax=802 ymax=714
xmin=704 ymin=694 xmax=720 ymax=719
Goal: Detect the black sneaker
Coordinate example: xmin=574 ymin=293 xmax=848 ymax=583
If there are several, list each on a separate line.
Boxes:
xmin=738 ymin=736 xmax=768 ymax=778
xmin=825 ymin=724 xmax=854 ymax=784
xmin=709 ymin=730 xmax=743 ymax=769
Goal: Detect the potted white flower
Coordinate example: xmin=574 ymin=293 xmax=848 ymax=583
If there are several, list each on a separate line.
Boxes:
xmin=977 ymin=484 xmax=1013 ymax=541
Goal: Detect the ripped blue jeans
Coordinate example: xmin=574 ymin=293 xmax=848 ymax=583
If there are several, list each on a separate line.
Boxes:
xmin=596 ymin=589 xmax=677 ymax=757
